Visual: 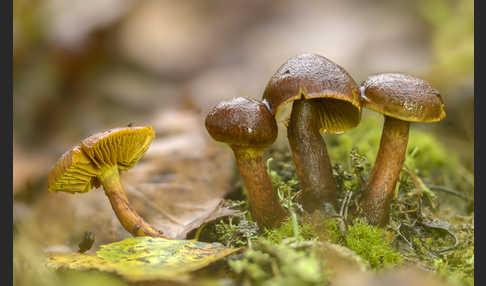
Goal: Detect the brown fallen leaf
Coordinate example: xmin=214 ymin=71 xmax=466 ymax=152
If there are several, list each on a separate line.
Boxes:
xmin=17 ymin=189 xmax=130 ymax=252
xmin=122 ymin=127 xmax=238 ymax=239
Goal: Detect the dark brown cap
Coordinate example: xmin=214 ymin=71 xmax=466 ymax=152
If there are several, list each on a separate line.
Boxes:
xmin=48 ymin=145 xmax=100 ymax=193
xmin=262 ymin=53 xmax=361 ymax=133
xmin=205 ymin=97 xmax=278 ymax=148
xmin=360 ymin=73 xmax=446 ymax=122
xmin=80 ymin=126 xmax=155 ymax=170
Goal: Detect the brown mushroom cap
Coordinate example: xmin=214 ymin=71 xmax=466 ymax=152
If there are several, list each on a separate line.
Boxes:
xmin=81 ymin=126 xmax=155 ymax=171
xmin=48 ymin=146 xmax=100 ymax=193
xmin=205 ymin=97 xmax=277 ymax=148
xmin=262 ymin=53 xmax=361 ymax=134
xmin=360 ymin=73 xmax=446 ymax=122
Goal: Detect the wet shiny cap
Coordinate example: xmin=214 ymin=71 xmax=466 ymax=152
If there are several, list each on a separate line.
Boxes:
xmin=360 ymin=73 xmax=446 ymax=122
xmin=205 ymin=97 xmax=278 ymax=148
xmin=262 ymin=53 xmax=361 ymax=133
xmin=48 ymin=145 xmax=100 ymax=193
xmin=81 ymin=126 xmax=155 ymax=170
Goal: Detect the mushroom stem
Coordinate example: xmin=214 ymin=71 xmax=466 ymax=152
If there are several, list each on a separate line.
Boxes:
xmin=98 ymin=166 xmax=169 ymax=238
xmin=360 ymin=116 xmax=410 ymax=226
xmin=287 ymin=99 xmax=338 ymax=212
xmin=232 ymin=147 xmax=288 ymax=229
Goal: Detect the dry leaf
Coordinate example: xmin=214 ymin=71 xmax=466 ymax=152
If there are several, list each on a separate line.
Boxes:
xmin=122 ymin=127 xmax=238 ymax=239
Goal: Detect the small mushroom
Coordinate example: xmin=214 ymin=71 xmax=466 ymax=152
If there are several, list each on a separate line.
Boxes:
xmin=359 ymin=73 xmax=446 ymax=226
xmin=205 ymin=97 xmax=288 ymax=229
xmin=263 ymin=53 xmax=361 ymax=212
xmin=48 ymin=126 xmax=169 ymax=238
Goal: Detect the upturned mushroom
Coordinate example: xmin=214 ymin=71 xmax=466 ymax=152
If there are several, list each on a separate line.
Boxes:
xmin=48 ymin=126 xmax=169 ymax=238
xmin=262 ymin=53 xmax=361 ymax=212
xmin=359 ymin=73 xmax=446 ymax=226
xmin=205 ymin=97 xmax=288 ymax=229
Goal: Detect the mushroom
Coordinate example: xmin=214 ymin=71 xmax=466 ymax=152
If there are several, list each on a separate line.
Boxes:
xmin=48 ymin=126 xmax=169 ymax=238
xmin=359 ymin=73 xmax=446 ymax=226
xmin=205 ymin=97 xmax=288 ymax=229
xmin=262 ymin=53 xmax=361 ymax=212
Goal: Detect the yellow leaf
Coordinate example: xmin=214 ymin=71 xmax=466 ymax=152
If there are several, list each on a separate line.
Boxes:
xmin=46 ymin=237 xmax=241 ymax=281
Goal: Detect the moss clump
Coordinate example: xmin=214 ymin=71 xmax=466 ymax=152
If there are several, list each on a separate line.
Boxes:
xmin=319 ymin=218 xmax=342 ymax=244
xmin=263 ymin=217 xmax=317 ymax=244
xmin=196 ymin=200 xmax=259 ymax=248
xmin=432 ymin=251 xmax=474 ymax=286
xmin=228 ymin=239 xmax=328 ymax=286
xmin=301 ymin=212 xmax=344 ymax=245
xmin=398 ymin=213 xmax=474 ymax=286
xmin=344 ymin=220 xmax=402 ymax=269
xmin=213 ymin=214 xmax=259 ymax=248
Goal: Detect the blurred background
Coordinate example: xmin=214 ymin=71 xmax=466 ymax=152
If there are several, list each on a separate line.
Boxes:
xmin=13 ymin=0 xmax=474 ymax=170
xmin=13 ymin=0 xmax=473 ymax=284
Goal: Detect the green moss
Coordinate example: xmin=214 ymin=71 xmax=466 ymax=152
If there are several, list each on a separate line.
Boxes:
xmin=317 ymin=218 xmax=343 ymax=244
xmin=213 ymin=214 xmax=258 ymax=247
xmin=264 ymin=218 xmax=317 ymax=244
xmin=213 ymin=117 xmax=472 ymax=284
xmin=344 ymin=220 xmax=402 ymax=269
xmin=197 ymin=200 xmax=259 ymax=248
xmin=228 ymin=239 xmax=328 ymax=286
xmin=327 ymin=114 xmax=457 ymax=174
xmin=301 ymin=213 xmax=344 ymax=245
xmin=266 ymin=157 xmax=300 ymax=202
xmin=326 ymin=114 xmax=381 ymax=165
xmin=327 ymin=114 xmax=473 ymax=205
xmin=399 ymin=214 xmax=474 ymax=286
xmin=433 ymin=255 xmax=474 ymax=286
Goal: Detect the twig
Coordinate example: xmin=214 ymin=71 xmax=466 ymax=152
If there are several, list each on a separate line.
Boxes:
xmin=400 ymin=208 xmax=418 ymax=214
xmin=339 ymin=190 xmax=349 ymax=217
xmin=397 ymin=224 xmax=414 ymax=249
xmin=426 ymin=184 xmax=469 ymax=200
xmin=343 ymin=190 xmax=353 ymax=221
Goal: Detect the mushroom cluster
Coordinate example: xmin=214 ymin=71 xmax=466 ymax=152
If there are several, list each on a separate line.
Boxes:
xmin=49 ymin=54 xmax=446 ymax=236
xmin=205 ymin=53 xmax=445 ymax=229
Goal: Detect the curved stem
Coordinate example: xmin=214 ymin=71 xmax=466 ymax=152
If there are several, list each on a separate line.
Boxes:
xmin=98 ymin=166 xmax=169 ymax=238
xmin=287 ymin=99 xmax=338 ymax=212
xmin=232 ymin=147 xmax=288 ymax=229
xmin=360 ymin=116 xmax=410 ymax=226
